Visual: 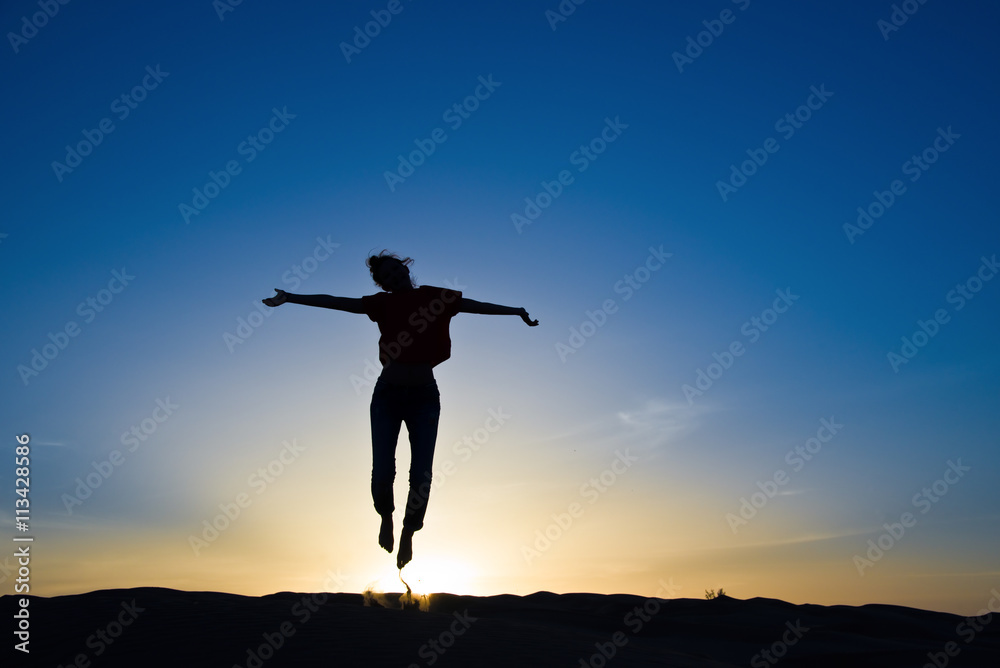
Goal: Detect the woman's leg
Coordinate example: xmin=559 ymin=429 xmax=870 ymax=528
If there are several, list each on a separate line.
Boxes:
xmin=370 ymin=381 xmax=403 ymax=551
xmin=402 ymin=382 xmax=441 ymax=532
xmin=397 ymin=382 xmax=441 ymax=568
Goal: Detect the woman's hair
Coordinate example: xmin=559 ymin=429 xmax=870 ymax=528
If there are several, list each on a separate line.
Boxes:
xmin=366 ymin=249 xmax=416 ymax=290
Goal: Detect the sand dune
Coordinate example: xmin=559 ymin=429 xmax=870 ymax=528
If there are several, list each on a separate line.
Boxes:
xmin=6 ymin=587 xmax=1000 ymax=667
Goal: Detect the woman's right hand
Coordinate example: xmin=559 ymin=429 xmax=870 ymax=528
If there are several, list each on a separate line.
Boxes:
xmin=262 ymin=288 xmax=288 ymax=307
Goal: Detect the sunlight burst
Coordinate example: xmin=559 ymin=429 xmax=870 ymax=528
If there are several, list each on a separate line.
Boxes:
xmin=403 ymin=559 xmax=477 ymax=595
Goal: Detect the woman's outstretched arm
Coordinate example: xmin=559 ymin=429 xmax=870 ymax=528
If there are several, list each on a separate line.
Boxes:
xmin=459 ymin=297 xmax=538 ymax=326
xmin=262 ymin=289 xmax=366 ymax=313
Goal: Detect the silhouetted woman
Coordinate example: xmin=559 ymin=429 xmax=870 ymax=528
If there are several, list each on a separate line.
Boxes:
xmin=263 ymin=250 xmax=537 ymax=568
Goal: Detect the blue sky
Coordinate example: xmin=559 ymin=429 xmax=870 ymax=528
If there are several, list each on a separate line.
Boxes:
xmin=2 ymin=0 xmax=999 ymax=615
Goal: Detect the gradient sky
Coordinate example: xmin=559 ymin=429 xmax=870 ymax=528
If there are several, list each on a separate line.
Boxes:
xmin=2 ymin=0 xmax=999 ymax=616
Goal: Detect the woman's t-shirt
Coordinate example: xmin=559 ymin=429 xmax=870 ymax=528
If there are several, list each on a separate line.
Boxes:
xmin=361 ymin=286 xmax=463 ymax=367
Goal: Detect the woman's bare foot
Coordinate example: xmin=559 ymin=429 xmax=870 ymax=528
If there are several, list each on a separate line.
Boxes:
xmin=397 ymin=527 xmax=415 ymax=569
xmin=379 ymin=514 xmax=393 ymax=552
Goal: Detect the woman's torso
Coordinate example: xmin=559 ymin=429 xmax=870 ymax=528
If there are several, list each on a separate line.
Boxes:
xmin=378 ymin=360 xmax=434 ymax=385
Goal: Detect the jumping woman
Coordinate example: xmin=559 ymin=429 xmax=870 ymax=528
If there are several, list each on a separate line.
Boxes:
xmin=262 ymin=250 xmax=538 ymax=568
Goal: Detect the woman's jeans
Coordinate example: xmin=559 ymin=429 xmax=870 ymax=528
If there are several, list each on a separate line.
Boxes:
xmin=370 ymin=380 xmax=441 ymax=532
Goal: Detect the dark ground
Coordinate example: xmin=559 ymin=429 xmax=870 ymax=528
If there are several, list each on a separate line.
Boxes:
xmin=5 ymin=587 xmax=1000 ymax=667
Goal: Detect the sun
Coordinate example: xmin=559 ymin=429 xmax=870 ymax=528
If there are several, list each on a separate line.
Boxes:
xmin=401 ymin=558 xmax=477 ymax=595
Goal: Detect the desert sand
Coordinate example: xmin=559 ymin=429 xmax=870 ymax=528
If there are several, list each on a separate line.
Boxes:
xmin=6 ymin=587 xmax=1000 ymax=667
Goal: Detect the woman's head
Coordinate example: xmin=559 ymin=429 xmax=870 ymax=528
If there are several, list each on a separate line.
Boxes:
xmin=367 ymin=250 xmax=416 ymax=292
